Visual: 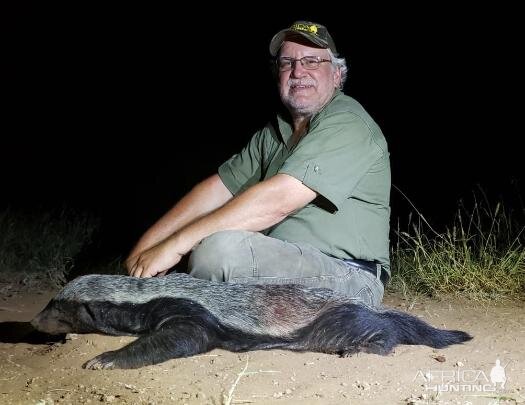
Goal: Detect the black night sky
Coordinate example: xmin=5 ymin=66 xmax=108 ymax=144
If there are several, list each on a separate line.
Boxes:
xmin=2 ymin=4 xmax=523 ymax=259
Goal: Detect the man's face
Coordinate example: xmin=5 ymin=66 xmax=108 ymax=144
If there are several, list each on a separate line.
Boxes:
xmin=278 ymin=41 xmax=341 ymax=117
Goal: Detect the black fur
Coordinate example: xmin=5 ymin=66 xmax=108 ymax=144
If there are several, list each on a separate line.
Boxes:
xmin=31 ymin=273 xmax=472 ymax=369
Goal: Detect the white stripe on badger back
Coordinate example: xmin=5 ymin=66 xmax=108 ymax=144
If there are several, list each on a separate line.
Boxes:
xmin=57 ymin=274 xmax=342 ymax=336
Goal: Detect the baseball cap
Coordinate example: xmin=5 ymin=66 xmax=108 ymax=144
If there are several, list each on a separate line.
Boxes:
xmin=269 ymin=21 xmax=337 ymax=57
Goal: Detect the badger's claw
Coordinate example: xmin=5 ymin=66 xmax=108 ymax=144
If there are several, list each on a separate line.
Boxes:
xmin=339 ymin=348 xmax=358 ymax=358
xmin=83 ymin=351 xmax=118 ymax=370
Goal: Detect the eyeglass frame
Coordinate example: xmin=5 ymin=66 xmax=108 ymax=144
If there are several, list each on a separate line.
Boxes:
xmin=275 ymin=56 xmax=332 ymax=72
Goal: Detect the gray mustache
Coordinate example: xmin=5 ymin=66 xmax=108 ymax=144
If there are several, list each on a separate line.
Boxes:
xmin=288 ymin=79 xmax=316 ymax=87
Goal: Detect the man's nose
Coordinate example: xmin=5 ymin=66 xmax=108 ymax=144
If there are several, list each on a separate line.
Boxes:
xmin=290 ymin=60 xmax=307 ymax=77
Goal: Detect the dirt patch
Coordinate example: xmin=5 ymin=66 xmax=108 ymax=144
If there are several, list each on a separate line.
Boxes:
xmin=1 ymin=284 xmax=524 ymax=405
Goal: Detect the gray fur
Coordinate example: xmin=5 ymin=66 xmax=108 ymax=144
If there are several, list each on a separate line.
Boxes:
xmin=45 ymin=273 xmax=348 ymax=336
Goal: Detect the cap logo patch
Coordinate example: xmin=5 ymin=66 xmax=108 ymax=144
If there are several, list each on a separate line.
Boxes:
xmin=291 ymin=23 xmax=319 ymax=36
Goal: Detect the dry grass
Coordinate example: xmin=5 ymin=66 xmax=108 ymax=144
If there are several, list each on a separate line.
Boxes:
xmin=389 ymin=189 xmax=525 ymax=302
xmin=0 ymin=207 xmax=99 ymax=288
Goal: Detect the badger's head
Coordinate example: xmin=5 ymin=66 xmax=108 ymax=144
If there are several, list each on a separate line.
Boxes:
xmin=31 ymin=298 xmax=97 ymax=335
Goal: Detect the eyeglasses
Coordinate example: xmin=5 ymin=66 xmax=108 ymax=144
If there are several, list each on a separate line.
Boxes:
xmin=276 ymin=56 xmax=332 ymax=72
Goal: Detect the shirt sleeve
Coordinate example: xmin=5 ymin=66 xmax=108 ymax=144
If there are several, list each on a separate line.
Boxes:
xmin=277 ymin=111 xmax=384 ymax=211
xmin=218 ymin=128 xmax=267 ymax=196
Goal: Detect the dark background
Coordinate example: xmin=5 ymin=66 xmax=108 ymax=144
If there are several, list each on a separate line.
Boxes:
xmin=2 ymin=4 xmax=523 ymax=259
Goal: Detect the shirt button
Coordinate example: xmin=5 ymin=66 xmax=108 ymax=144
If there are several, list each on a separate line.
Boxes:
xmin=314 ymin=165 xmax=319 ymax=173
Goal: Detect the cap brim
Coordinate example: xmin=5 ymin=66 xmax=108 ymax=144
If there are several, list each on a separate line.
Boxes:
xmin=269 ymin=30 xmax=329 ymax=56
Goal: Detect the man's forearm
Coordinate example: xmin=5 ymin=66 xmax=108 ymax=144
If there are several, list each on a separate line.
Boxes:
xmin=167 ymin=174 xmax=317 ymax=255
xmin=129 ymin=174 xmax=233 ymax=258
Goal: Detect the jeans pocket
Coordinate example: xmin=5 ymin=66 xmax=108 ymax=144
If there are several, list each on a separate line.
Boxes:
xmin=355 ymin=285 xmax=374 ymax=306
xmin=344 ymin=268 xmax=384 ymax=307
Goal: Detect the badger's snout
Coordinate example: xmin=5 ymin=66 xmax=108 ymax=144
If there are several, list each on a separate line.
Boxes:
xmin=31 ymin=304 xmax=73 ymax=334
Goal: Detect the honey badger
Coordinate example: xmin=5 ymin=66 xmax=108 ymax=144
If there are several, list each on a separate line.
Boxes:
xmin=31 ymin=273 xmax=472 ymax=369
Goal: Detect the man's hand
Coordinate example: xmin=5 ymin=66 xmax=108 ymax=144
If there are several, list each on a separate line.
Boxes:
xmin=126 ymin=240 xmax=184 ymax=278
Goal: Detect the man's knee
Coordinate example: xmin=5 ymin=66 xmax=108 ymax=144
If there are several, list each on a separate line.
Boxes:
xmin=188 ymin=230 xmax=255 ymax=281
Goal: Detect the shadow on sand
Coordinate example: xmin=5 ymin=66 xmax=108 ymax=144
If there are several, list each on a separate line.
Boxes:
xmin=0 ymin=321 xmax=65 ymax=344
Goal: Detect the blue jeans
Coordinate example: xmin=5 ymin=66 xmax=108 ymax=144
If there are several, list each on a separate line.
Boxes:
xmin=187 ymin=230 xmax=384 ymax=307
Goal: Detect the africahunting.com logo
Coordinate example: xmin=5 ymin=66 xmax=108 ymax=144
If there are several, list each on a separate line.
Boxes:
xmin=413 ymin=359 xmax=508 ymax=393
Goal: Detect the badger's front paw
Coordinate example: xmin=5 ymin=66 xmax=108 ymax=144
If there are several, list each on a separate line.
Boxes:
xmin=83 ymin=351 xmax=119 ymax=370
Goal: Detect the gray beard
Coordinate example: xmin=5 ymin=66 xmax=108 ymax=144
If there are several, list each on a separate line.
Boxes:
xmin=283 ymin=98 xmax=321 ymax=118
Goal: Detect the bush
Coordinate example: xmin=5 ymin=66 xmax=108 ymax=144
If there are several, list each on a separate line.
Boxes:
xmin=0 ymin=207 xmax=99 ymax=288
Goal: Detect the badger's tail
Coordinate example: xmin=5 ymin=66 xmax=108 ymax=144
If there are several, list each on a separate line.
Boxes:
xmin=382 ymin=308 xmax=472 ymax=348
xmin=291 ymin=302 xmax=472 ymax=356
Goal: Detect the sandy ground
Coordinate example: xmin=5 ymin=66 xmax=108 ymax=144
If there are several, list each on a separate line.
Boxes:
xmin=1 ymin=283 xmax=524 ymax=405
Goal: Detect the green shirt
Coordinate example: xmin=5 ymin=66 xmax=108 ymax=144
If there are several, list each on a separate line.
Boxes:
xmin=218 ymin=90 xmax=391 ymax=272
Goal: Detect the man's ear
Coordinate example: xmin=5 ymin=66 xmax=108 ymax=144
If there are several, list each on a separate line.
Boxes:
xmin=333 ymin=66 xmax=342 ymax=88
